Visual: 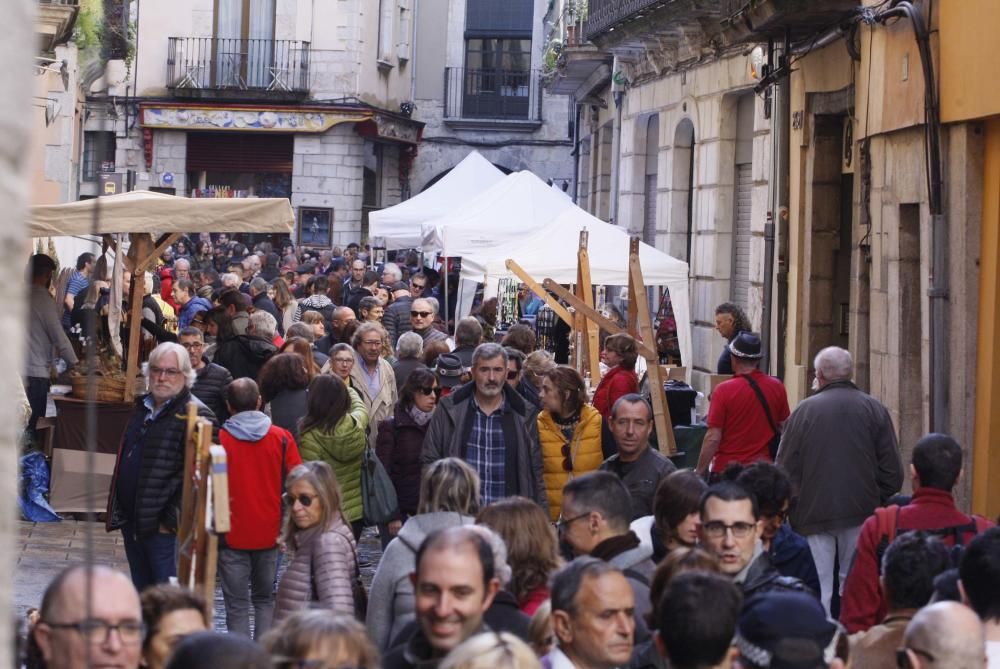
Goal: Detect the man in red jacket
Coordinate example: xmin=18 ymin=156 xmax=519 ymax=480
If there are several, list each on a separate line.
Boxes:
xmin=840 ymin=433 xmax=993 ymax=633
xmin=218 ymin=378 xmax=301 ymax=639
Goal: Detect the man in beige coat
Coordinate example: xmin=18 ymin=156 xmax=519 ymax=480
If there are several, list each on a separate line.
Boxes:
xmin=350 ymin=321 xmax=398 ymax=449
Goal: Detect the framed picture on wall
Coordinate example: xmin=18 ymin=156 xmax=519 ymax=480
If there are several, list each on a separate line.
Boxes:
xmin=298 ymin=207 xmax=333 ymax=248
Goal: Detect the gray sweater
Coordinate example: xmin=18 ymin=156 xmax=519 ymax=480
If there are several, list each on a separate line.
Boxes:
xmin=28 ymin=284 xmax=77 ymax=377
xmin=365 ymin=512 xmax=474 ymax=650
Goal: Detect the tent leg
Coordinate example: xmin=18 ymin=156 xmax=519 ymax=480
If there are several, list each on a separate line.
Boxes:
xmin=442 ymin=256 xmax=449 ymax=333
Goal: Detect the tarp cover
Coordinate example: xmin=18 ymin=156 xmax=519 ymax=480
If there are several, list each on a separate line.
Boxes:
xmin=460 ymin=206 xmax=693 ymax=368
xmin=369 ymin=151 xmax=506 ymax=249
xmin=420 ymin=170 xmax=575 ymax=255
xmin=28 ymin=190 xmax=295 ymax=237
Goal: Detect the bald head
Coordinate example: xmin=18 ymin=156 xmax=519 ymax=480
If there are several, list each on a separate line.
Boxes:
xmin=904 ymin=602 xmax=985 ymax=669
xmin=225 ymin=378 xmax=261 ymax=414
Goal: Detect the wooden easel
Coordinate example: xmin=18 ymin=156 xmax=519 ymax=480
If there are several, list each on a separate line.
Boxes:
xmin=574 ymin=231 xmax=602 ymax=383
xmin=177 ymin=403 xmax=230 ymax=620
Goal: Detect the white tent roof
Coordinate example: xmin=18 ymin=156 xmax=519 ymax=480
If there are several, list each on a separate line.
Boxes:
xmin=368 ymin=151 xmax=506 ymax=249
xmin=421 ymin=170 xmax=575 ymax=255
xmin=28 ymin=190 xmax=294 ymax=237
xmin=460 ymin=206 xmax=693 ymax=368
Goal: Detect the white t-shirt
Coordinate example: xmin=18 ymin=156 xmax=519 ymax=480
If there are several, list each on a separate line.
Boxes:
xmin=987 ymin=640 xmax=1000 ymax=669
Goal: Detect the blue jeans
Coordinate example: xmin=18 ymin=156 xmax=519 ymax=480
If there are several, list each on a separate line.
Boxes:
xmin=121 ymin=525 xmax=176 ymax=592
xmin=218 ymin=545 xmax=279 ymax=639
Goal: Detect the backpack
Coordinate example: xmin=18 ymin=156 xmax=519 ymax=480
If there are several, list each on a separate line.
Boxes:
xmin=873 ymin=504 xmax=992 ymax=567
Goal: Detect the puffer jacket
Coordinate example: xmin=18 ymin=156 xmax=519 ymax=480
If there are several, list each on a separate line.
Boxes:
xmin=213 ymin=334 xmax=277 ymax=381
xmin=375 ymin=405 xmax=430 ymax=518
xmin=274 ymin=518 xmax=357 ymax=624
xmin=106 ymin=390 xmax=216 ymax=538
xmin=366 ymin=512 xmax=475 ymax=649
xmin=191 ymin=360 xmax=232 ymax=424
xmin=298 ymin=387 xmax=369 ymax=522
xmin=538 ymin=404 xmax=604 ymax=521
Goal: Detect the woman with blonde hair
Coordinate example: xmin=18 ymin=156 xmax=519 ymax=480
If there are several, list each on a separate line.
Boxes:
xmin=264 ymin=610 xmax=379 ymax=669
xmin=477 ymin=497 xmax=561 ymax=615
xmin=439 ymin=632 xmax=542 ymax=669
xmin=366 ymin=457 xmax=481 ymax=650
xmin=537 ymin=365 xmax=604 ymax=521
xmin=273 ymin=461 xmax=360 ymax=623
xmin=270 ymin=277 xmax=297 ymax=334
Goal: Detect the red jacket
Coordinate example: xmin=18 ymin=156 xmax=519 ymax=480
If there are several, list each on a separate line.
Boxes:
xmin=593 ymin=366 xmax=639 ymax=419
xmin=840 ymin=487 xmax=993 ymax=633
xmin=159 ymin=266 xmax=179 ymax=312
xmin=220 ymin=423 xmax=302 ymax=550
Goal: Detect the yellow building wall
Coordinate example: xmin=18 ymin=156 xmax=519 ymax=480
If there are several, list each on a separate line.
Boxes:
xmin=941 ymin=0 xmax=1000 ymax=123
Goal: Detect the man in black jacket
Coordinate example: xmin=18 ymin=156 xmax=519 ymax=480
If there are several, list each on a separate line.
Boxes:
xmin=180 ymin=326 xmax=232 ymax=423
xmin=249 ymin=277 xmax=284 ymax=335
xmin=213 ymin=311 xmax=278 ymax=380
xmin=106 ymin=342 xmax=216 ymax=590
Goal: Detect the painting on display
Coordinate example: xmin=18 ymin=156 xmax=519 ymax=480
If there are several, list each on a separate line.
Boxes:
xmin=298 ymin=208 xmax=333 ymax=248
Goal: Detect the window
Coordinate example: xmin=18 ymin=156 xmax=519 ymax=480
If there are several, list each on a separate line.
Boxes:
xmin=82 ymin=132 xmax=116 ymax=182
xmin=378 ymin=0 xmax=395 ymax=65
xmin=462 ymin=0 xmax=534 ymax=119
xmin=397 ymin=0 xmax=412 ymax=62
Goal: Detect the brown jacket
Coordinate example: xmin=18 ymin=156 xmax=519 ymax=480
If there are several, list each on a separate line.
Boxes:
xmin=274 ymin=518 xmax=356 ymax=624
xmin=848 ymin=612 xmax=914 ymax=669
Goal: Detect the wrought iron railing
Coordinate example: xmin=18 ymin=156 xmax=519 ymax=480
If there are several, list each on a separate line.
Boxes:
xmin=444 ymin=67 xmax=543 ymax=122
xmin=167 ymin=37 xmax=310 ymax=93
xmin=38 ymin=0 xmax=80 ymax=5
xmin=585 ymin=0 xmax=664 ymax=40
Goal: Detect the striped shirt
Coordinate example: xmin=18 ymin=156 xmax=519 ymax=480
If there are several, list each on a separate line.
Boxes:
xmin=466 ymin=395 xmax=507 ymax=505
xmin=62 ymin=271 xmax=88 ymax=327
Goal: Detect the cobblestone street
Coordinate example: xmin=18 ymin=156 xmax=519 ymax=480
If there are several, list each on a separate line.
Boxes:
xmin=15 ymin=520 xmax=383 ymax=632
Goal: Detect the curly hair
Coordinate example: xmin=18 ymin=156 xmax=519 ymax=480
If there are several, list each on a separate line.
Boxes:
xmin=477 ymin=497 xmax=561 ymax=606
xmin=257 ymin=352 xmax=310 ymax=404
xmin=141 ymin=585 xmax=208 ymax=654
xmin=714 ymin=302 xmax=752 ymax=338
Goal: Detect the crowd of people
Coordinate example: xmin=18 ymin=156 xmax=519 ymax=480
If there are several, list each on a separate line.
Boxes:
xmin=21 ymin=236 xmax=1000 ymax=669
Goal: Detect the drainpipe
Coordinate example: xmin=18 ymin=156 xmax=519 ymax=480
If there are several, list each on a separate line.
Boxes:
xmin=572 ymin=101 xmax=581 ymax=204
xmin=761 ymin=37 xmax=789 ymax=374
xmin=609 ymin=55 xmax=624 ymax=225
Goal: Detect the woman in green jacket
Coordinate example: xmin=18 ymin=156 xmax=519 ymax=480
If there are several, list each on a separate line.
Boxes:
xmin=298 ymin=374 xmax=369 ymax=539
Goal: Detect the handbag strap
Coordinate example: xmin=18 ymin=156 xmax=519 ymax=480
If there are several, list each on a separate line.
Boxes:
xmin=743 ymin=374 xmax=778 ymax=437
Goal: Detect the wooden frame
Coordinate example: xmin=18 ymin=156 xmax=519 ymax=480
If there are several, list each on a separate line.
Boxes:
xmin=298 ymin=207 xmax=334 ymax=248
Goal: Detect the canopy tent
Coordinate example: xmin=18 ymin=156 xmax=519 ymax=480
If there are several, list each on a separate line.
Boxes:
xmin=459 ymin=206 xmax=693 ymax=369
xmin=28 ymin=190 xmax=295 ymax=237
xmin=421 ymin=169 xmax=575 ymax=255
xmin=369 ymin=151 xmax=506 ymax=249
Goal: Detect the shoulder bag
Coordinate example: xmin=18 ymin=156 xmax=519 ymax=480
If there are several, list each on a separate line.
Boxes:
xmin=743 ymin=374 xmax=781 ymax=460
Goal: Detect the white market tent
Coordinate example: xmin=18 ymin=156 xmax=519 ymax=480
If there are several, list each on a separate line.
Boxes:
xmin=420 ymin=169 xmax=575 ymax=255
xmin=459 ymin=206 xmax=693 ymax=369
xmin=369 ymin=151 xmax=507 ymax=249
xmin=28 ymin=189 xmax=295 ymax=237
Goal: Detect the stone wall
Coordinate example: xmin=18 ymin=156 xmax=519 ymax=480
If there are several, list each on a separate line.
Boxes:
xmin=292 ymin=123 xmax=365 ymax=246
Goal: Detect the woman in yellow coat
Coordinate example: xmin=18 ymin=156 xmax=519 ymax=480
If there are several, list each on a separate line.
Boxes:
xmin=537 ymin=365 xmax=604 ymax=521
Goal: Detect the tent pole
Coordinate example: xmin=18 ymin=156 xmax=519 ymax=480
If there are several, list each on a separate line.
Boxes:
xmin=442 ymin=256 xmax=449 ymax=333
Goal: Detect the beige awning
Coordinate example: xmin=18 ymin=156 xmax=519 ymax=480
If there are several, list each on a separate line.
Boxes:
xmin=28 ymin=190 xmax=295 ymax=237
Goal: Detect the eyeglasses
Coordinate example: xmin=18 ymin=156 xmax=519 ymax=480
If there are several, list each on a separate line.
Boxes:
xmin=702 ymin=521 xmax=756 ymax=539
xmin=179 ymin=342 xmax=204 ymax=350
xmin=361 ymin=339 xmax=382 ymax=347
xmin=507 ymin=369 xmax=520 ymax=380
xmin=333 ymin=357 xmax=355 ymax=364
xmin=410 ymin=311 xmax=432 ymax=318
xmin=561 ymin=444 xmax=574 ymax=472
xmin=282 ymin=492 xmax=318 ymax=508
xmin=896 ymin=647 xmax=936 ymax=668
xmin=149 ymin=365 xmax=183 ymax=378
xmin=44 ymin=619 xmax=146 ymax=645
xmin=411 ymin=283 xmax=426 ymax=290
xmin=418 ymin=387 xmax=443 ymax=398
xmin=556 ymin=511 xmax=589 ymax=533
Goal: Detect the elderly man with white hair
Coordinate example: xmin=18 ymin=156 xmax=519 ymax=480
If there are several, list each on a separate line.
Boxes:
xmin=107 ymin=342 xmax=216 ymax=590
xmin=776 ymin=345 xmax=902 ymax=616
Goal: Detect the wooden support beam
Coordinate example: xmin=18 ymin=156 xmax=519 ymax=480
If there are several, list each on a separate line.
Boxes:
xmin=576 ymin=231 xmax=602 ymax=383
xmin=629 ymin=237 xmax=676 ymax=454
xmin=543 ymin=279 xmax=658 ymax=359
xmin=138 ymin=232 xmax=181 ymax=273
xmin=122 ymin=270 xmax=145 ymax=401
xmin=505 ymin=259 xmax=573 ymax=326
xmin=177 ymin=405 xmax=202 ymax=587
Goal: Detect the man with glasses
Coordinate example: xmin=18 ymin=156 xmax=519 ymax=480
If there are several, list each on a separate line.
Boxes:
xmin=180 ymin=326 xmax=232 ymax=424
xmin=107 ymin=342 xmax=216 ymax=590
xmin=409 ymin=297 xmax=448 ymax=345
xmin=344 ymin=258 xmax=367 ymax=293
xmin=32 ymin=565 xmax=144 ymax=669
xmin=699 ymin=480 xmax=809 ymax=600
xmin=349 ymin=322 xmax=398 ymax=449
xmin=599 ymin=395 xmax=675 ymax=520
xmin=218 ymin=378 xmax=302 ymax=639
xmin=558 ymin=471 xmax=655 ymax=641
xmin=410 ymin=272 xmax=429 ymax=299
xmin=898 ymin=601 xmax=985 ymax=669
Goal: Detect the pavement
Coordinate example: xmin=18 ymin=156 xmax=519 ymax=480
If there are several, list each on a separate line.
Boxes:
xmin=15 ymin=519 xmax=383 ymax=632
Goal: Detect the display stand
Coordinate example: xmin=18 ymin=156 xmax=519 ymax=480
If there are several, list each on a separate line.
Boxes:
xmin=573 ymin=231 xmax=602 ymax=384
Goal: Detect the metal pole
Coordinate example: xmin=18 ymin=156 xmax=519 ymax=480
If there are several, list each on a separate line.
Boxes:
xmin=762 ymin=36 xmax=789 ymax=374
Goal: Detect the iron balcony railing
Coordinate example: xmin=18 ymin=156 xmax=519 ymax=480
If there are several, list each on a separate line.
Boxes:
xmin=585 ymin=0 xmax=663 ymax=41
xmin=38 ymin=0 xmax=80 ymax=5
xmin=167 ymin=37 xmax=310 ymax=93
xmin=444 ymin=67 xmax=543 ymax=122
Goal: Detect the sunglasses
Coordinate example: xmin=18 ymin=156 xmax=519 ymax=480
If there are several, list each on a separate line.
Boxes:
xmin=282 ymin=492 xmax=317 ymax=508
xmin=411 ymin=311 xmax=432 ymax=318
xmin=561 ymin=444 xmax=573 ymax=472
xmin=419 ymin=387 xmax=443 ymax=398
xmin=507 ymin=369 xmax=520 ymax=380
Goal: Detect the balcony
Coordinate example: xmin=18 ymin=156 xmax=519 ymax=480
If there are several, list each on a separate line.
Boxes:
xmin=167 ymin=37 xmax=310 ymax=101
xmin=37 ymin=0 xmax=79 ymax=52
xmin=547 ymin=3 xmax=614 ymax=98
xmin=720 ymin=0 xmax=860 ymax=44
xmin=583 ymin=0 xmax=721 ymax=63
xmin=443 ymin=67 xmax=544 ymax=132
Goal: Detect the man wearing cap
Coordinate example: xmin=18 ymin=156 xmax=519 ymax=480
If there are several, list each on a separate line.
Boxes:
xmin=383 ymin=281 xmax=414 ymax=347
xmin=778 ymin=346 xmax=902 ymax=617
xmin=434 ymin=353 xmax=465 ymax=397
xmin=696 ymin=331 xmax=789 ymax=479
xmin=423 ymin=343 xmax=546 ymax=509
xmin=736 ymin=591 xmax=845 ymax=669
